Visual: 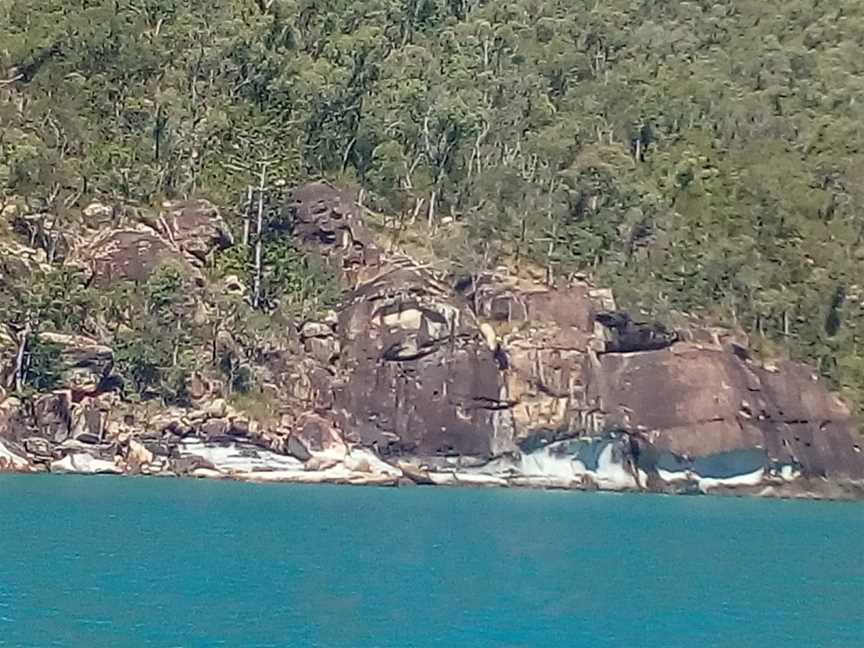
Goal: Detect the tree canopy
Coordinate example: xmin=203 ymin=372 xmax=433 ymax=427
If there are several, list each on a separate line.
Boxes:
xmin=1 ymin=0 xmax=863 ymax=413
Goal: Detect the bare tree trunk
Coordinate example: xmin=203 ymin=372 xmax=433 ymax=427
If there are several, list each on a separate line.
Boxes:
xmin=252 ymin=163 xmax=268 ymax=309
xmin=514 ymin=215 xmax=527 ymax=270
xmin=427 ymin=189 xmax=437 ymax=229
xmin=14 ymin=323 xmax=31 ymax=393
xmin=255 ymin=0 xmax=275 ymax=13
xmin=211 ymin=321 xmax=218 ymax=365
xmin=341 ymin=137 xmax=356 ymax=172
xmin=471 ymin=274 xmax=478 ymax=314
xmin=409 ymin=196 xmax=424 ymax=225
xmin=544 ymin=177 xmax=559 ymax=285
xmin=154 ymin=104 xmax=164 ymax=161
xmin=242 ymin=185 xmax=253 ymax=247
xmin=172 ymin=320 xmax=181 ymax=367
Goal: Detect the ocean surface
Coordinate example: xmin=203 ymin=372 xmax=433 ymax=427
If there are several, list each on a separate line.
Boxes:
xmin=0 ymin=477 xmax=861 ymax=648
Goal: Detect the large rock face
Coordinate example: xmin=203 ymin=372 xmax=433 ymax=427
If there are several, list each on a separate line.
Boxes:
xmin=597 ymin=348 xmax=862 ymax=483
xmin=334 ymin=262 xmax=506 ymax=458
xmin=274 ymin=182 xmax=863 ymax=495
xmin=468 ymin=274 xmax=606 ymax=448
xmin=38 ymin=332 xmax=113 ymax=395
xmin=1 ymin=181 xmax=861 ymax=497
xmin=286 ymin=182 xmax=380 ymax=281
xmin=73 ymin=226 xmax=194 ymax=286
xmin=69 ymin=198 xmax=231 ymax=287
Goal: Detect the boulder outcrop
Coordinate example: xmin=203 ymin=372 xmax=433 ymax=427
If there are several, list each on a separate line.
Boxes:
xmin=286 ymin=182 xmax=380 ymax=282
xmin=37 ymin=333 xmax=113 ymax=395
xmin=73 ymin=226 xmax=195 ymax=286
xmin=1 ymin=181 xmax=861 ymax=498
xmin=333 ymin=260 xmax=507 ymax=458
xmin=0 ymin=438 xmax=31 ymax=472
xmin=278 ymin=182 xmax=864 ymax=496
xmin=146 ymin=199 xmax=233 ymax=265
xmin=68 ymin=199 xmax=231 ymax=287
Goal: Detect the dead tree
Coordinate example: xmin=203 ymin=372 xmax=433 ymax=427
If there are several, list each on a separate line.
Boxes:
xmin=252 ymin=162 xmax=269 ymax=309
xmin=242 ymin=185 xmax=253 ymax=247
xmin=13 ymin=322 xmax=31 ymax=393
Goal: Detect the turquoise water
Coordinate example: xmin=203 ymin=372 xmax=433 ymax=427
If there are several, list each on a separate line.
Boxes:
xmin=0 ymin=477 xmax=861 ymax=647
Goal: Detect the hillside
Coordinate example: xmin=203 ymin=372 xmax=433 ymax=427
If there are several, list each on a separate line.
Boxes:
xmin=3 ymin=0 xmax=863 ymax=410
xmin=0 ymin=1 xmax=863 ymax=490
xmin=0 ymin=180 xmax=861 ymax=496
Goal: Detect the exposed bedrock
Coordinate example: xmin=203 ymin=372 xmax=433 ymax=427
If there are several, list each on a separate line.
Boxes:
xmin=1 ymin=182 xmax=862 ymax=497
xmin=277 ymin=182 xmax=863 ymax=495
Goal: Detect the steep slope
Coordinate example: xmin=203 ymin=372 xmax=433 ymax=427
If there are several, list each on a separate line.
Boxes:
xmin=1 ymin=183 xmax=861 ymax=498
xmin=2 ymin=0 xmax=864 ymax=411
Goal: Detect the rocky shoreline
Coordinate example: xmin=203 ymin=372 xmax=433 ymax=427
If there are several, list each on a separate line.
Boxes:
xmin=2 ymin=182 xmax=863 ymax=500
xmin=3 ymin=435 xmax=862 ymax=502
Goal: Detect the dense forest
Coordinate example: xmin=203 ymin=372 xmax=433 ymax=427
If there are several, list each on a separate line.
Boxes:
xmin=1 ymin=0 xmax=863 ymax=416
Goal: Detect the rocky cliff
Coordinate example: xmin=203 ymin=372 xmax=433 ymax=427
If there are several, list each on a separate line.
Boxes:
xmin=1 ymin=183 xmax=862 ymax=499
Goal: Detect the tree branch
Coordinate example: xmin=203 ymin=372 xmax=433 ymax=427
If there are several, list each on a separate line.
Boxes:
xmin=0 ymin=74 xmax=23 ymax=87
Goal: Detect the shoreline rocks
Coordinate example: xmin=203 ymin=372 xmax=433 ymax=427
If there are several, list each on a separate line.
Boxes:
xmin=1 ymin=181 xmax=863 ymax=501
xmin=2 ymin=435 xmax=860 ymax=502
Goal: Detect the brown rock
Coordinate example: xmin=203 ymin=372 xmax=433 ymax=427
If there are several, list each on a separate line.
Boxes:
xmin=148 ymin=409 xmax=190 ymax=436
xmin=228 ymin=417 xmax=251 ymax=437
xmin=334 ymin=260 xmax=506 ymax=458
xmin=199 ymin=418 xmax=229 ymax=439
xmin=471 ymin=274 xmax=597 ymax=332
xmin=186 ymin=373 xmax=211 ymax=401
xmin=283 ymin=185 xmax=849 ymax=485
xmin=305 ymin=336 xmax=340 ymax=364
xmin=300 ymin=322 xmax=333 ymax=339
xmin=290 ymin=413 xmax=347 ymax=459
xmin=38 ymin=332 xmax=114 ymax=395
xmin=0 ymin=397 xmax=29 ymax=443
xmin=149 ymin=199 xmax=233 ymax=264
xmin=33 ymin=391 xmax=72 ymax=443
xmin=82 ymin=202 xmax=116 ymax=230
xmin=597 ymin=347 xmax=864 ymax=480
xmin=285 ymin=181 xmax=379 ymax=281
xmin=72 ymin=226 xmax=199 ymax=287
xmin=204 ymin=398 xmax=229 ymax=419
xmin=70 ymin=397 xmax=104 ymax=442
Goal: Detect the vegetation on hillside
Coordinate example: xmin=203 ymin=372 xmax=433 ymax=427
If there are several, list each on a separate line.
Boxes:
xmin=1 ymin=0 xmax=863 ymax=413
